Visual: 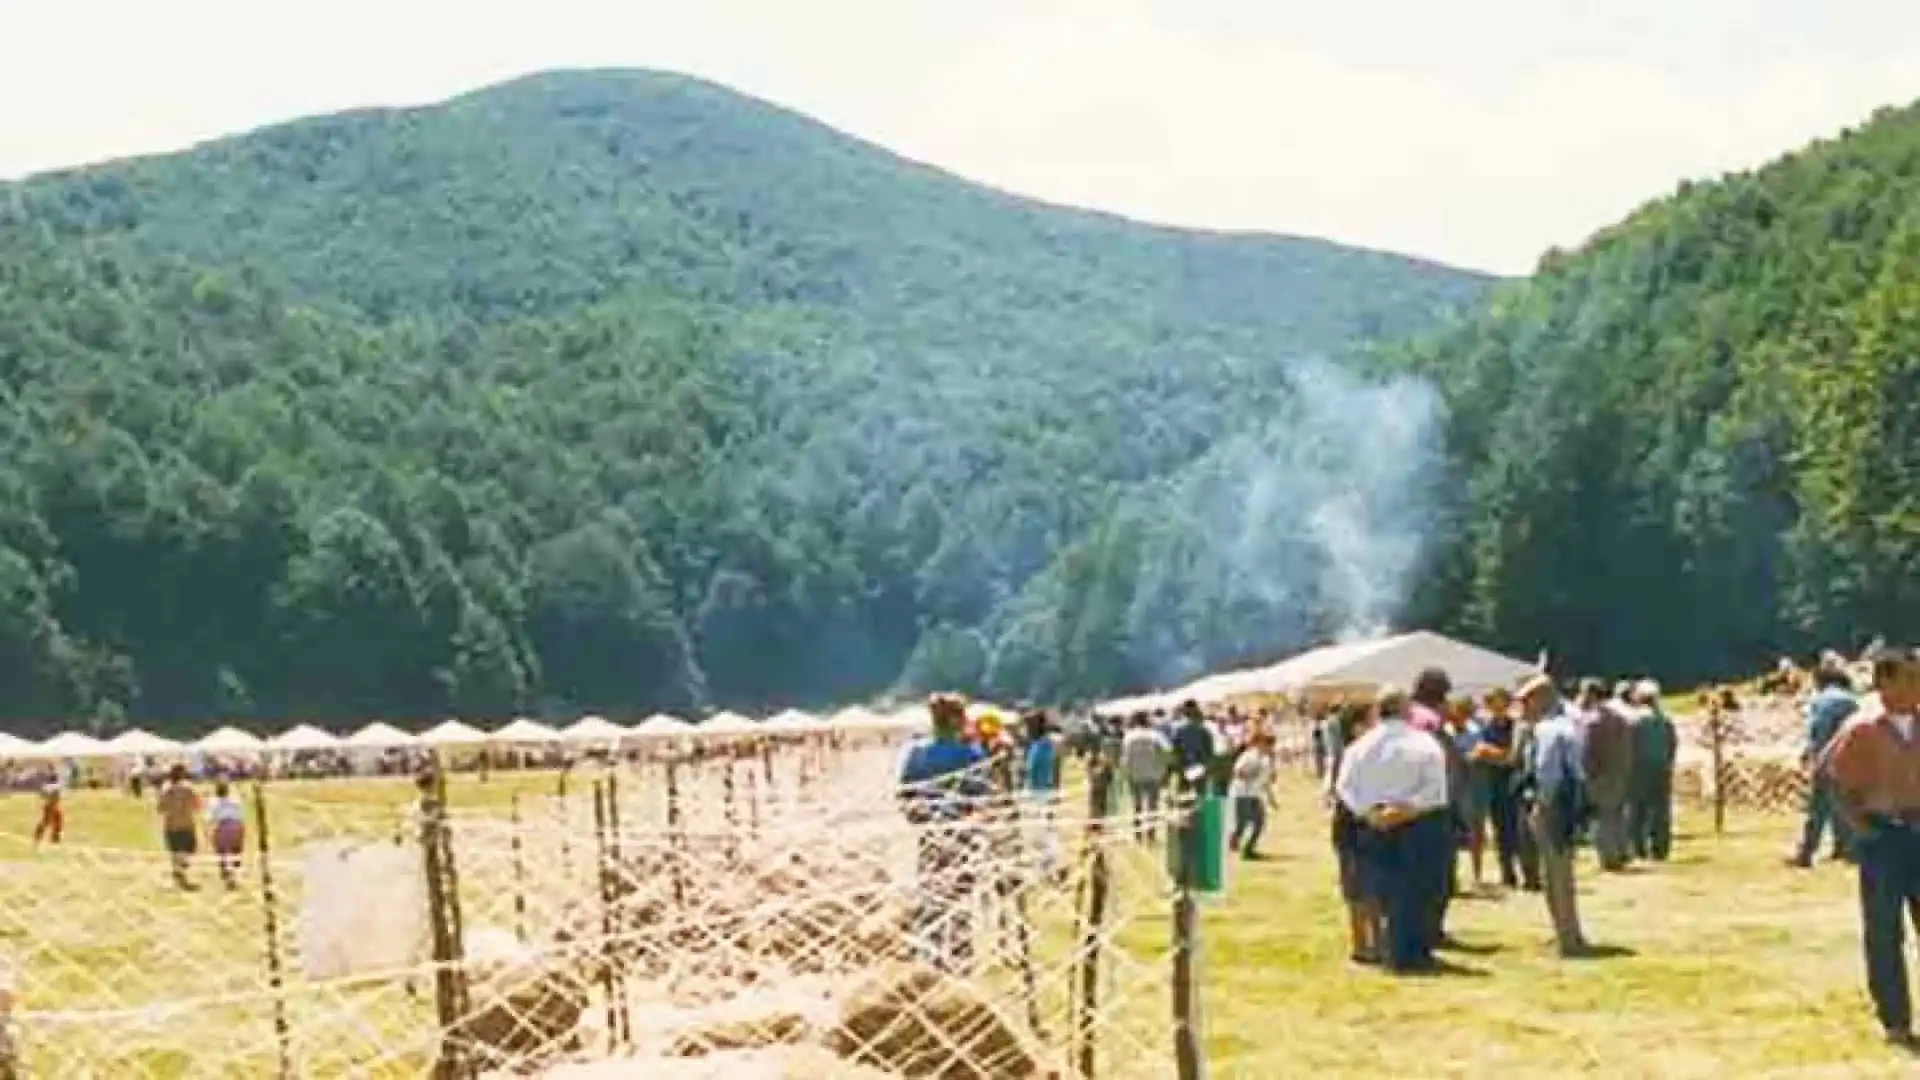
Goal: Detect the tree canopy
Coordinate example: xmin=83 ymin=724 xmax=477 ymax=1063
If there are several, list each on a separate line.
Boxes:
xmin=1396 ymin=101 xmax=1920 ymax=684
xmin=0 ymin=69 xmax=1489 ymax=734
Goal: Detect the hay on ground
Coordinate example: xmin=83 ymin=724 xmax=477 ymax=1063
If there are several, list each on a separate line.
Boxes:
xmin=824 ymin=965 xmax=1051 ymax=1080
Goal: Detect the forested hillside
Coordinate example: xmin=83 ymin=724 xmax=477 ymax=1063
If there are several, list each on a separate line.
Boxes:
xmin=0 ymin=70 xmax=1489 ymax=732
xmin=1402 ymin=101 xmax=1920 ymax=683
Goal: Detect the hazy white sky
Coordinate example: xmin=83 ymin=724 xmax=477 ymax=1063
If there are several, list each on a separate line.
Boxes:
xmin=4 ymin=0 xmax=1919 ymax=273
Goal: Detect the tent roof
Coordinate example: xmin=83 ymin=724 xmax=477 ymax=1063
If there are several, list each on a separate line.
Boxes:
xmin=345 ymin=721 xmax=416 ymax=748
xmin=197 ymin=726 xmax=265 ymax=752
xmin=829 ymin=706 xmax=887 ymax=729
xmin=492 ymin=718 xmax=562 ymax=743
xmin=418 ymin=719 xmax=488 ymax=746
xmin=562 ymin=715 xmax=628 ymax=742
xmin=764 ymin=708 xmax=821 ymax=730
xmin=0 ymin=731 xmax=33 ymax=756
xmin=107 ymin=728 xmax=183 ymax=755
xmin=699 ymin=710 xmax=756 ymax=735
xmin=1184 ymin=631 xmax=1538 ymax=702
xmin=269 ymin=724 xmax=339 ymax=751
xmin=888 ymin=705 xmax=933 ymax=732
xmin=33 ymin=731 xmax=109 ymax=758
xmin=632 ymin=714 xmax=691 ymax=738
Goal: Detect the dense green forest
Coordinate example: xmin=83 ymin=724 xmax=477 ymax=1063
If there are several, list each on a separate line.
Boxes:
xmin=10 ymin=69 xmax=1909 ymax=735
xmin=0 ymin=70 xmax=1490 ymax=733
xmin=1397 ymin=100 xmax=1920 ymax=680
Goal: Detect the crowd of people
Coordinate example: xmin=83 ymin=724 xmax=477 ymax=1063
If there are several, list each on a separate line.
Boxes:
xmin=887 ymin=669 xmax=1696 ymax=978
xmin=1318 ymin=668 xmax=1683 ymax=972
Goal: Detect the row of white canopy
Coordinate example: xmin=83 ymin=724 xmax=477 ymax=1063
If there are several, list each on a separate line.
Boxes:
xmin=0 ymin=706 xmax=936 ymax=762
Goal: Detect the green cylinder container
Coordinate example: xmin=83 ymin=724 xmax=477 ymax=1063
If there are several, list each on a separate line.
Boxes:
xmin=1167 ymin=793 xmax=1227 ymax=894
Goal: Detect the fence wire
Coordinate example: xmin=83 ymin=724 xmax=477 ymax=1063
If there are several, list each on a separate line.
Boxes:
xmin=0 ymin=736 xmax=1188 ymax=1079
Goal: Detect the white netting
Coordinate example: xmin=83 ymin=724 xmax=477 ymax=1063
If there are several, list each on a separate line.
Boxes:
xmin=0 ymin=736 xmax=1191 ymax=1079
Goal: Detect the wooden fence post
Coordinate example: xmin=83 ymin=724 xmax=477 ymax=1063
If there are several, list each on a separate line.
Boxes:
xmin=251 ymin=780 xmax=293 ymax=1080
xmin=1171 ymin=782 xmax=1203 ymax=1080
xmin=1072 ymin=761 xmax=1113 ymax=1080
xmin=1710 ymin=701 xmax=1727 ymax=836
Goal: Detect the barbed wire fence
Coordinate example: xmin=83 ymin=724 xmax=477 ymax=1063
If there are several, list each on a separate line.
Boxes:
xmin=0 ymin=733 xmax=1202 ymax=1079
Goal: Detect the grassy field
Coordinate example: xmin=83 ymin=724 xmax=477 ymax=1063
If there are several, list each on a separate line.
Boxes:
xmin=0 ymin=768 xmax=1903 ymax=1078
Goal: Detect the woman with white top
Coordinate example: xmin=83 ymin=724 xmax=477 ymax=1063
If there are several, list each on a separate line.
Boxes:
xmin=1228 ymin=731 xmax=1278 ymax=859
xmin=206 ymin=780 xmax=247 ymax=889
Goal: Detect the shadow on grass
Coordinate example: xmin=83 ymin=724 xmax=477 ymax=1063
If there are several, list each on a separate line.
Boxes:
xmin=1563 ymin=942 xmax=1637 ymax=961
xmin=1392 ymin=958 xmax=1490 ymax=978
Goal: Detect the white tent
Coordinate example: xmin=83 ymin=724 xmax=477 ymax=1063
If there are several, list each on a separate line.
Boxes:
xmin=888 ymin=705 xmax=934 ymax=733
xmin=1177 ymin=631 xmax=1538 ymax=703
xmin=829 ymin=706 xmax=888 ymax=729
xmin=491 ymin=718 xmax=563 ymax=744
xmin=632 ymin=713 xmax=692 ymax=739
xmin=106 ymin=729 xmax=183 ymax=756
xmin=1097 ymin=691 xmax=1180 ymax=716
xmin=698 ymin=711 xmax=757 ymax=737
xmin=197 ymin=726 xmax=266 ymax=754
xmin=764 ymin=708 xmax=824 ymax=733
xmin=418 ymin=720 xmax=488 ymax=747
xmin=0 ymin=731 xmax=34 ymax=757
xmin=29 ymin=731 xmax=109 ymax=759
xmin=562 ymin=715 xmax=629 ymax=744
xmin=345 ymin=722 xmax=417 ymax=748
xmin=269 ymin=724 xmax=340 ymax=752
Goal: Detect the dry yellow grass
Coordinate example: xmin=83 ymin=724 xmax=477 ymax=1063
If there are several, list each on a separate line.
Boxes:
xmin=0 ymin=769 xmax=1908 ymax=1077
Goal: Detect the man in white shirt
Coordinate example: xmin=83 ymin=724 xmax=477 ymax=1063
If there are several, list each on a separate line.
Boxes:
xmin=1334 ymin=685 xmax=1451 ymax=973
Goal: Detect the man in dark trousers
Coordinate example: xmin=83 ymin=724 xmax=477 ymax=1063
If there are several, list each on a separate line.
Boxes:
xmin=1170 ymin=700 xmax=1216 ymax=793
xmin=1627 ymin=679 xmax=1678 ymax=862
xmin=1580 ymin=678 xmax=1636 ymax=872
xmin=1407 ymin=668 xmax=1464 ymax=946
xmin=1821 ymin=645 xmax=1920 ymax=1046
xmin=1793 ymin=660 xmax=1861 ymax=867
xmin=1334 ymin=685 xmax=1451 ymax=974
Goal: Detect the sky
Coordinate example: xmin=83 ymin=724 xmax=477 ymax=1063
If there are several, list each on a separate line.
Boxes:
xmin=4 ymin=0 xmax=1920 ymax=274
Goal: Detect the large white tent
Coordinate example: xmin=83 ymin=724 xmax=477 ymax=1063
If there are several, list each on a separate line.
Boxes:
xmin=345 ymin=722 xmax=417 ymax=749
xmin=106 ymin=729 xmax=183 ymax=756
xmin=1172 ymin=631 xmax=1538 ymax=704
xmin=0 ymin=731 xmax=34 ymax=757
xmin=197 ymin=726 xmax=266 ymax=754
xmin=270 ymin=724 xmax=340 ymax=752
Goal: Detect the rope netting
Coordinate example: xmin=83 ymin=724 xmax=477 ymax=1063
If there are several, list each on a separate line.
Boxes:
xmin=1673 ymin=703 xmax=1812 ymax=815
xmin=0 ymin=737 xmax=1189 ymax=1079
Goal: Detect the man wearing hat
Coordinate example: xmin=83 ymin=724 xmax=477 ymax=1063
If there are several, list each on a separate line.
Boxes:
xmin=1334 ymin=685 xmax=1451 ymax=973
xmin=1520 ymin=673 xmax=1593 ymax=956
xmin=1819 ymin=645 xmax=1920 ymax=1045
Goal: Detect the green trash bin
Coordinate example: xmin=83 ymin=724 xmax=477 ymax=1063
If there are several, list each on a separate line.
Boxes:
xmin=1167 ymin=793 xmax=1227 ymax=895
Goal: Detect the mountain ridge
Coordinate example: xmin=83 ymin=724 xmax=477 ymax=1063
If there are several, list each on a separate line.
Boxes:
xmin=0 ymin=68 xmax=1491 ymax=731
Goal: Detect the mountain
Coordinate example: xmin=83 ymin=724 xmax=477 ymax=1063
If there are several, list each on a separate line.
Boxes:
xmin=1399 ymin=100 xmax=1920 ymax=683
xmin=0 ymin=69 xmax=1491 ymax=731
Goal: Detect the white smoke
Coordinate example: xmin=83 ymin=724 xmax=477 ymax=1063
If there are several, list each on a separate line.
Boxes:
xmin=1131 ymin=354 xmax=1444 ymax=683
